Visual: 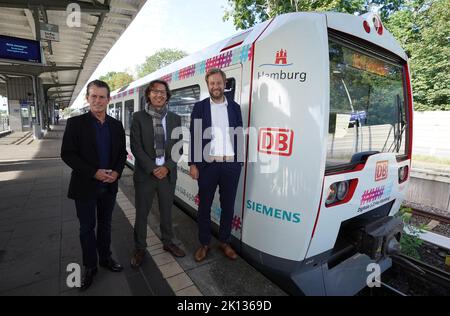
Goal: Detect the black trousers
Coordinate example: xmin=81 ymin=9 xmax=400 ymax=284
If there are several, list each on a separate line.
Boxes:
xmin=197 ymin=162 xmax=241 ymax=246
xmin=75 ymin=187 xmax=116 ymax=268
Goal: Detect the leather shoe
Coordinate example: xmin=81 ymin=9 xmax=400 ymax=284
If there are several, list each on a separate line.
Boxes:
xmin=79 ymin=267 xmax=97 ymax=291
xmin=163 ymin=243 xmax=186 ymax=257
xmin=131 ymin=249 xmax=146 ymax=269
xmin=99 ymin=257 xmax=123 ymax=272
xmin=194 ymin=245 xmax=209 ymax=262
xmin=218 ymin=242 xmax=237 ymax=260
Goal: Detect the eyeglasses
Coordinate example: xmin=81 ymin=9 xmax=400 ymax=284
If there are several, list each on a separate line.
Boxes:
xmin=150 ymin=89 xmax=167 ymax=96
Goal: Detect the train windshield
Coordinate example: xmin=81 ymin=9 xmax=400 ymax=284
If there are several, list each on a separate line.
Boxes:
xmin=327 ymin=40 xmax=408 ymax=169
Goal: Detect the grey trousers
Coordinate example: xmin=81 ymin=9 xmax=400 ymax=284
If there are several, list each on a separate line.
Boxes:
xmin=133 ymin=176 xmax=176 ymax=250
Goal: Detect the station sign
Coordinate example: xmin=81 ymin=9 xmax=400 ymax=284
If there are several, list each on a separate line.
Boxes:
xmin=40 ymin=23 xmax=59 ymax=42
xmin=0 ymin=35 xmax=42 ymax=64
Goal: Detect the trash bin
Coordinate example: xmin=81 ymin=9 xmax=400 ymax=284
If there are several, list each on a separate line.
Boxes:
xmin=32 ymin=124 xmax=42 ymax=139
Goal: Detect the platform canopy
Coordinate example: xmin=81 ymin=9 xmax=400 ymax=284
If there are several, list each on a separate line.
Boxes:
xmin=0 ymin=0 xmax=146 ymax=108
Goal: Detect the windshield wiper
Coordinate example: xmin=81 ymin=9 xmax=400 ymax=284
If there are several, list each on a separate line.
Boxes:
xmin=386 ymin=94 xmax=405 ymax=153
xmin=396 ymin=94 xmax=405 ymax=152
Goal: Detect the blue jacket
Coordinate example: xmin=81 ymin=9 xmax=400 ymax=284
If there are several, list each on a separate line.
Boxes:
xmin=189 ymin=97 xmax=244 ymax=168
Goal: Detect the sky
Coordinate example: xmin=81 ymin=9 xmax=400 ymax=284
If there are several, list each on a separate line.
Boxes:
xmin=71 ymin=0 xmax=238 ymax=108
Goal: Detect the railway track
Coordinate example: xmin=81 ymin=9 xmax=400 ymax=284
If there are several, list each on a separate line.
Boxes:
xmin=409 ymin=208 xmax=450 ymax=225
xmin=361 ymin=282 xmax=408 ymax=296
xmin=388 ymin=254 xmax=450 ymax=295
xmin=361 ymin=254 xmax=450 ymax=296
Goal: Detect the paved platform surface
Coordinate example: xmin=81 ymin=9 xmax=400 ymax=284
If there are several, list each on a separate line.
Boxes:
xmin=0 ymin=120 xmax=285 ymax=296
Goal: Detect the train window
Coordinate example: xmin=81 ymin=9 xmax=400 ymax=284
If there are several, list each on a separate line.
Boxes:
xmin=140 ymin=94 xmax=145 ymax=111
xmin=168 ymin=85 xmax=201 ymax=129
xmin=115 ymin=102 xmax=122 ymax=122
xmin=225 ymin=78 xmax=236 ymax=101
xmin=221 ymin=29 xmax=251 ymax=52
xmin=327 ymin=41 xmax=408 ymax=170
xmin=108 ymin=104 xmax=114 ymax=116
xmin=124 ymin=99 xmax=134 ymax=135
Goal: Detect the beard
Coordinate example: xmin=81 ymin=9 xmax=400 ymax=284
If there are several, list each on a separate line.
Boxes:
xmin=209 ymin=88 xmax=224 ymax=101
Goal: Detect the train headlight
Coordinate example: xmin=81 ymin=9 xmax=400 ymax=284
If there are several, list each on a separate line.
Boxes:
xmin=336 ymin=181 xmax=349 ymax=201
xmin=398 ymin=165 xmax=409 ymax=183
xmin=325 ymin=183 xmax=338 ymax=206
xmin=325 ymin=179 xmax=357 ymax=207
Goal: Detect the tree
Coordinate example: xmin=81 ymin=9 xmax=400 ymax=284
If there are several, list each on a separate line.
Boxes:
xmin=386 ymin=0 xmax=450 ymax=111
xmin=136 ymin=48 xmax=187 ymax=78
xmin=224 ymin=0 xmax=450 ymax=111
xmin=223 ymin=0 xmax=376 ymax=29
xmin=99 ymin=71 xmax=134 ymax=91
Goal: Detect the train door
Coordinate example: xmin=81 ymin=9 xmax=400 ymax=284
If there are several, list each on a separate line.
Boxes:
xmin=139 ymin=87 xmax=146 ymax=111
xmin=115 ymin=102 xmax=122 ymax=122
xmin=224 ymin=64 xmax=242 ymax=104
xmin=124 ymin=99 xmax=135 ymax=164
xmin=108 ymin=104 xmax=115 ymax=117
xmin=220 ymin=64 xmax=245 ymax=240
xmin=124 ymin=99 xmax=134 ymax=135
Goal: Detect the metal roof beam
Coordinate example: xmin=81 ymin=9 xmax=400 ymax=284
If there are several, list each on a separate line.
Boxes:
xmin=48 ymin=92 xmax=73 ymax=97
xmin=46 ymin=48 xmax=86 ymax=54
xmin=51 ymin=97 xmax=72 ymax=101
xmin=0 ymin=10 xmax=25 ymax=17
xmin=48 ymin=87 xmax=73 ymax=92
xmin=45 ymin=83 xmax=76 ymax=89
xmin=0 ymin=65 xmax=82 ymax=76
xmin=70 ymin=0 xmax=111 ymax=104
xmin=109 ymin=2 xmax=138 ymax=12
xmin=0 ymin=31 xmax=33 ymax=39
xmin=43 ymin=83 xmax=76 ymax=93
xmin=0 ymin=20 xmax=29 ymax=28
xmin=24 ymin=8 xmax=36 ymax=39
xmin=48 ymin=88 xmax=73 ymax=93
xmin=0 ymin=1 xmax=110 ymax=14
xmin=106 ymin=13 xmax=132 ymax=21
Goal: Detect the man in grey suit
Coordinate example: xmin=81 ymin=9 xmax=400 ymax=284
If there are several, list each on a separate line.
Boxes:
xmin=130 ymin=79 xmax=185 ymax=268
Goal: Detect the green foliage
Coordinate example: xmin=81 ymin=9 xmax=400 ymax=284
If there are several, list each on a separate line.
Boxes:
xmin=223 ymin=0 xmax=394 ymax=29
xmin=225 ymin=0 xmax=450 ymax=111
xmin=413 ymin=154 xmax=450 ymax=165
xmin=398 ymin=207 xmax=424 ymax=259
xmin=136 ymin=48 xmax=187 ymax=78
xmin=385 ymin=0 xmax=450 ymax=111
xmin=62 ymin=107 xmax=75 ymax=117
xmin=99 ymin=71 xmax=134 ymax=91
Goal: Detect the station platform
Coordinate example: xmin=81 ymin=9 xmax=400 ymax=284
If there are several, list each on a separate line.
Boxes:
xmin=0 ymin=120 xmax=285 ymax=296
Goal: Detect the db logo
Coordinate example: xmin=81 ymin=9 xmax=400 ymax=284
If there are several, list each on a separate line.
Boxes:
xmin=375 ymin=161 xmax=388 ymax=181
xmin=194 ymin=194 xmax=200 ymax=206
xmin=258 ymin=128 xmax=294 ymax=156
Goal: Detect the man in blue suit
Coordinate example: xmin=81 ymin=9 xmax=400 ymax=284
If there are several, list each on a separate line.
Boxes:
xmin=189 ymin=68 xmax=244 ymax=262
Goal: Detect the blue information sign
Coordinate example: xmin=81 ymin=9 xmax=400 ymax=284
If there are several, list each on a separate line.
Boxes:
xmin=0 ymin=35 xmax=42 ymax=63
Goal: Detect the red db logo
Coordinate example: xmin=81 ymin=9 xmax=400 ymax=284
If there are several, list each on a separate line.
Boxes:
xmin=375 ymin=161 xmax=388 ymax=181
xmin=258 ymin=128 xmax=294 ymax=156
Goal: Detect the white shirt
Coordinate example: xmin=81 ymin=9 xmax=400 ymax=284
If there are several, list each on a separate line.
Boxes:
xmin=209 ymin=98 xmax=235 ymax=156
xmin=155 ymin=115 xmax=167 ymax=166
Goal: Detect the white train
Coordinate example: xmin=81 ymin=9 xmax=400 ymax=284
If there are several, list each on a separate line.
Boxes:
xmin=108 ymin=12 xmax=413 ymax=295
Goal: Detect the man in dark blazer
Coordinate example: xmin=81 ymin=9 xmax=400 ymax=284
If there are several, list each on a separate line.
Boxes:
xmin=61 ymin=80 xmax=127 ymax=290
xmin=189 ymin=68 xmax=244 ymax=262
xmin=130 ymin=79 xmax=185 ymax=269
